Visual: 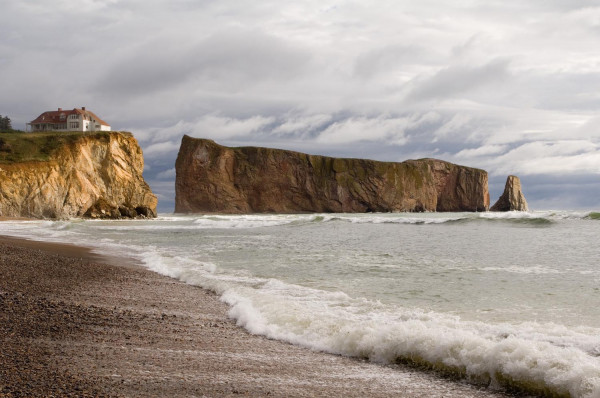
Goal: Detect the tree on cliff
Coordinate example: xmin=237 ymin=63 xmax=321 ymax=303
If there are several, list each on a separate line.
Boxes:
xmin=0 ymin=115 xmax=13 ymax=131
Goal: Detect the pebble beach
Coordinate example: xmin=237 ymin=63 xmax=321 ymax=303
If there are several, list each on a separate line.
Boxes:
xmin=0 ymin=235 xmax=513 ymax=397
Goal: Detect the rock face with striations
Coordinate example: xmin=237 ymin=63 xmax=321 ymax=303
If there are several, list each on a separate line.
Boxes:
xmin=0 ymin=132 xmax=157 ymax=219
xmin=490 ymin=175 xmax=529 ymax=211
xmin=175 ymin=136 xmax=490 ymax=213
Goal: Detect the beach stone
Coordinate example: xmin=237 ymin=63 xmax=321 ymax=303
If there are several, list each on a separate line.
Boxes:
xmin=134 ymin=205 xmax=155 ymax=218
xmin=118 ymin=205 xmax=137 ymax=218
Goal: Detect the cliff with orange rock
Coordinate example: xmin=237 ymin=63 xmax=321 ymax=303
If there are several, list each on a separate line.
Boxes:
xmin=175 ymin=136 xmax=489 ymax=213
xmin=0 ymin=132 xmax=157 ymax=219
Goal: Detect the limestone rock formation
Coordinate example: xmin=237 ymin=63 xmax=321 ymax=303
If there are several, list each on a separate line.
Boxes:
xmin=175 ymin=136 xmax=490 ymax=213
xmin=490 ymin=175 xmax=528 ymax=211
xmin=0 ymin=132 xmax=157 ymax=219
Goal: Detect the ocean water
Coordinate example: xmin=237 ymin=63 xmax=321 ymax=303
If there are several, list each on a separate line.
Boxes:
xmin=1 ymin=211 xmax=599 ymax=397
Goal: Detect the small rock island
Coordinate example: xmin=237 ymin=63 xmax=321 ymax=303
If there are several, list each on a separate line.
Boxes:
xmin=490 ymin=175 xmax=529 ymax=211
xmin=175 ymin=136 xmax=490 ymax=213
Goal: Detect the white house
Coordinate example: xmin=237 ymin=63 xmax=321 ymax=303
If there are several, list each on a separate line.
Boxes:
xmin=27 ymin=107 xmax=111 ymax=132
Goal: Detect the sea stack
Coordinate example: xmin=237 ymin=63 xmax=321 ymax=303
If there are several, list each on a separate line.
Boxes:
xmin=490 ymin=175 xmax=529 ymax=211
xmin=175 ymin=136 xmax=490 ymax=213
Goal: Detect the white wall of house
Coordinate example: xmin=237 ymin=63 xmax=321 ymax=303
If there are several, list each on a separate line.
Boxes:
xmin=68 ymin=114 xmax=81 ymax=131
xmin=64 ymin=114 xmax=111 ymax=132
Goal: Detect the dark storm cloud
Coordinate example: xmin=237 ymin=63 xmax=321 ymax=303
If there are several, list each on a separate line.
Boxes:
xmin=406 ymin=59 xmax=511 ymax=102
xmin=516 ymin=174 xmax=600 ymax=210
xmin=96 ymin=29 xmax=311 ymax=97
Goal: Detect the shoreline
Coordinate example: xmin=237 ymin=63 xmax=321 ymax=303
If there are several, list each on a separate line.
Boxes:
xmin=0 ymin=235 xmax=513 ymax=397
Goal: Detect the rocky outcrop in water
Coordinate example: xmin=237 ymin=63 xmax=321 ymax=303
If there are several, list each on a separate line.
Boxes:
xmin=0 ymin=132 xmax=157 ymax=219
xmin=490 ymin=175 xmax=528 ymax=211
xmin=175 ymin=136 xmax=490 ymax=213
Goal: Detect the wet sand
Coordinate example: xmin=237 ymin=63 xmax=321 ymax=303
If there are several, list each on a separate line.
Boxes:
xmin=0 ymin=235 xmax=513 ymax=397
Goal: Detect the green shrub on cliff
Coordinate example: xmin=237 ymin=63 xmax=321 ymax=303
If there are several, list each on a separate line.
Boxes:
xmin=0 ymin=131 xmax=127 ymax=163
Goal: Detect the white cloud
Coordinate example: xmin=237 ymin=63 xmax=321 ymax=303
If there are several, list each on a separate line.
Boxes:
xmin=316 ymin=116 xmax=409 ymax=145
xmin=189 ymin=115 xmax=275 ymax=140
xmin=463 ymin=140 xmax=600 ymax=177
xmin=493 ymin=141 xmax=599 ymax=175
xmin=156 ymin=167 xmax=176 ymax=180
xmin=455 ymin=144 xmax=508 ymax=158
xmin=143 ymin=140 xmax=181 ymax=157
xmin=272 ymin=114 xmax=332 ymax=137
xmin=134 ymin=114 xmax=275 ymax=145
xmin=432 ymin=113 xmax=473 ymax=142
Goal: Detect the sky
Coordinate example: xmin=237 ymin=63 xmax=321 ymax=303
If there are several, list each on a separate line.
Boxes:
xmin=1 ymin=0 xmax=599 ymax=212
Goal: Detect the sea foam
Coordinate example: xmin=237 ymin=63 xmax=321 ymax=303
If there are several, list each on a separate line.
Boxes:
xmin=217 ymin=277 xmax=600 ymax=397
xmin=129 ymin=245 xmax=600 ymax=397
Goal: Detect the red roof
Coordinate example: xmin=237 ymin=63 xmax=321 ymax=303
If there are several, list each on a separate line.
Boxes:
xmin=29 ymin=108 xmax=110 ymax=126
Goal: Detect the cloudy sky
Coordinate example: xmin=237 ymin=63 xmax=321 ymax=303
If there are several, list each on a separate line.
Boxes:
xmin=2 ymin=1 xmax=599 ymax=212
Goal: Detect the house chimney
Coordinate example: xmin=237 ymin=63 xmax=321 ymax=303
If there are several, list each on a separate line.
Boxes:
xmin=58 ymin=108 xmax=62 ymax=111
xmin=82 ymin=106 xmax=86 ymax=111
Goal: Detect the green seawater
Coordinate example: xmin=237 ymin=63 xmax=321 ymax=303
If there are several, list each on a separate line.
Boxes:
xmin=587 ymin=211 xmax=600 ymax=220
xmin=2 ymin=210 xmax=599 ymax=397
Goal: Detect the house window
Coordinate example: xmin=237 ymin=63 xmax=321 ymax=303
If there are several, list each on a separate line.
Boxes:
xmin=69 ymin=122 xmax=79 ymax=129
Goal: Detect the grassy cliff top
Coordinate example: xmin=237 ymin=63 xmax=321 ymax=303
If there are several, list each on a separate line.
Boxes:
xmin=0 ymin=131 xmax=132 ymax=163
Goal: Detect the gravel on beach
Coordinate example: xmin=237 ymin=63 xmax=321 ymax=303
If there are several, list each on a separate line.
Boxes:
xmin=0 ymin=236 xmax=512 ymax=398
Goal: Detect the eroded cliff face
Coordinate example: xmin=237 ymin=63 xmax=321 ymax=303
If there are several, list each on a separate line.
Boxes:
xmin=491 ymin=175 xmax=529 ymax=211
xmin=175 ymin=136 xmax=489 ymax=213
xmin=0 ymin=132 xmax=157 ymax=219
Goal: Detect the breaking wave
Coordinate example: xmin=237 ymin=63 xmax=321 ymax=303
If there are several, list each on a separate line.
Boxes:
xmin=137 ymin=249 xmax=600 ymax=398
xmin=586 ymin=212 xmax=600 ymax=220
xmin=160 ymin=210 xmax=599 ymax=229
